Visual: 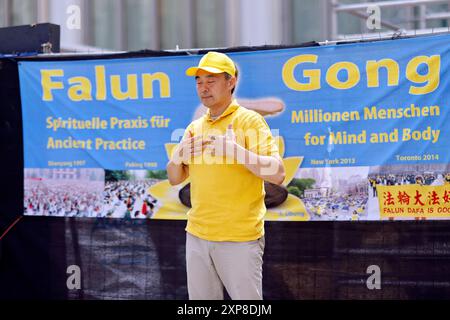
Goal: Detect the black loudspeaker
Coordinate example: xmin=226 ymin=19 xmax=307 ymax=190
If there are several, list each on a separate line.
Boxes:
xmin=0 ymin=23 xmax=60 ymax=54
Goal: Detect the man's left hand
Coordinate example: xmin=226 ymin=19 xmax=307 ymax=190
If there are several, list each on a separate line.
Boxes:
xmin=204 ymin=124 xmax=238 ymax=159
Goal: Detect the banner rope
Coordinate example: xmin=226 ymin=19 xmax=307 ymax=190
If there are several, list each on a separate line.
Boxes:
xmin=0 ymin=216 xmax=23 ymax=241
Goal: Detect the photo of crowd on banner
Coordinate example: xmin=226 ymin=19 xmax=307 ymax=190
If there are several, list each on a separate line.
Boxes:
xmin=368 ymin=172 xmax=450 ymax=195
xmin=294 ymin=166 xmax=369 ymax=221
xmin=289 ymin=164 xmax=450 ymax=221
xmin=23 ymin=163 xmax=450 ymax=220
xmin=24 ymin=168 xmax=159 ymax=219
xmin=367 ymin=164 xmax=450 ymax=219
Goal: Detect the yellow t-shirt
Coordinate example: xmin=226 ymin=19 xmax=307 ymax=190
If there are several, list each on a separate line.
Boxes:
xmin=181 ymin=100 xmax=279 ymax=241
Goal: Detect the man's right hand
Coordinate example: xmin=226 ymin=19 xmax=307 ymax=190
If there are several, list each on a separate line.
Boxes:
xmin=171 ymin=131 xmax=207 ymax=166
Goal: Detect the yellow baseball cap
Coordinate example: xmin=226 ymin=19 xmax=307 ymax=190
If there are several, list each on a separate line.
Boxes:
xmin=186 ymin=51 xmax=236 ymax=77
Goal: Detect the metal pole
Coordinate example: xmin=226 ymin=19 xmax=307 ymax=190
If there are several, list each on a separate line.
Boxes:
xmin=1 ymin=0 xmax=12 ymax=27
xmin=426 ymin=12 xmax=450 ymax=19
xmin=37 ymin=0 xmax=50 ymax=23
xmin=419 ymin=4 xmax=427 ymax=29
xmin=335 ymin=0 xmax=447 ymax=12
xmin=114 ymin=0 xmax=125 ymax=50
xmin=328 ymin=0 xmax=338 ymax=40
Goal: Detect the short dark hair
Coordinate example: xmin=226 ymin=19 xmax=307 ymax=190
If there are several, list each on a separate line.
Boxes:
xmin=224 ymin=64 xmax=238 ymax=94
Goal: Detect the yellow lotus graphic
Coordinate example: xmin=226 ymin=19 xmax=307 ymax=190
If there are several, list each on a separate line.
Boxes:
xmin=148 ymin=136 xmax=310 ymax=221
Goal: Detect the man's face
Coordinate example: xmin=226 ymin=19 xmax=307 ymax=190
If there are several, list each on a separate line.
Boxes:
xmin=195 ymin=69 xmax=235 ymax=109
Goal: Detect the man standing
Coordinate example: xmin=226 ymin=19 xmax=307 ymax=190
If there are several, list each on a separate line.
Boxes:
xmin=166 ymin=51 xmax=285 ymax=300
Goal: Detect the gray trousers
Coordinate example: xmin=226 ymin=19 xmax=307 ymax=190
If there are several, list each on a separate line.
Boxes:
xmin=186 ymin=232 xmax=265 ymax=300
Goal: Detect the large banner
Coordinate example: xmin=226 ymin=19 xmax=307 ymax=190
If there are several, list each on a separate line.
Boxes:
xmin=19 ymin=34 xmax=450 ymax=221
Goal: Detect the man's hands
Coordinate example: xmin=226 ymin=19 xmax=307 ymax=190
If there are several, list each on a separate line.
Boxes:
xmin=172 ymin=125 xmax=238 ymax=164
xmin=168 ymin=124 xmax=285 ymax=185
xmin=171 ymin=131 xmax=208 ymax=165
xmin=204 ymin=124 xmax=237 ymax=159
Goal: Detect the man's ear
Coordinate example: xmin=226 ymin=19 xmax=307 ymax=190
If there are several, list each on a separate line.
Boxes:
xmin=229 ymin=76 xmax=237 ymax=91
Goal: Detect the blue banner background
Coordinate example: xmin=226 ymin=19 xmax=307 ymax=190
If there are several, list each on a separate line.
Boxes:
xmin=19 ymin=34 xmax=450 ymax=170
